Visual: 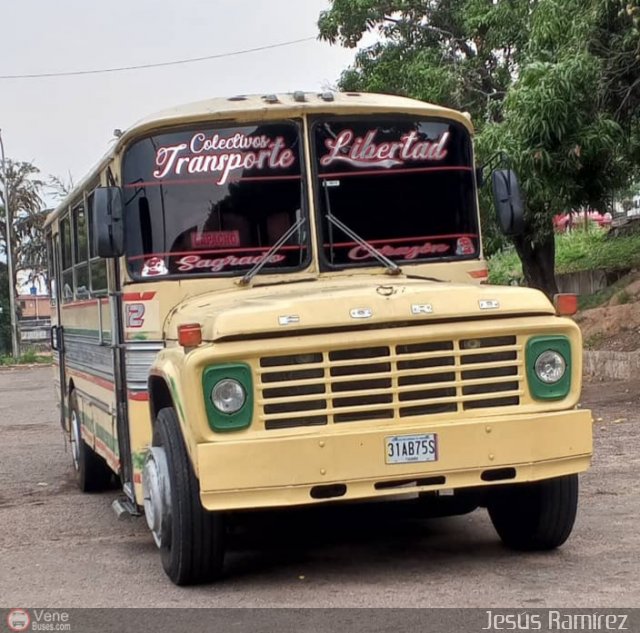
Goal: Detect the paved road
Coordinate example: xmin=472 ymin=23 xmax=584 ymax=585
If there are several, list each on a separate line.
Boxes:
xmin=0 ymin=367 xmax=638 ymax=607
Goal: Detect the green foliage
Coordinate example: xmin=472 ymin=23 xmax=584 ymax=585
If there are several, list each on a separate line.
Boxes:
xmin=0 ymin=348 xmax=51 ymax=366
xmin=488 ymin=228 xmax=640 ymax=284
xmin=0 ymin=159 xmax=47 ymax=292
xmin=319 ymin=0 xmax=640 ymax=296
xmin=0 ymin=263 xmax=9 ymax=355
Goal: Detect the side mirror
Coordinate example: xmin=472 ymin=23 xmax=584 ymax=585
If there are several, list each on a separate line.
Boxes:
xmin=492 ymin=169 xmax=525 ymax=236
xmin=92 ymin=187 xmax=124 ymax=258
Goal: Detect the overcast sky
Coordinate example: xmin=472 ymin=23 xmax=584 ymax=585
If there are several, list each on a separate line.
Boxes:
xmin=0 ymin=0 xmax=359 ymax=204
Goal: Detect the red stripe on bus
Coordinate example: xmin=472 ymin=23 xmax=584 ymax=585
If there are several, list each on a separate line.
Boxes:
xmin=123 ymin=174 xmax=302 ymax=188
xmin=122 ymin=292 xmax=157 ymax=302
xmin=133 ymin=472 xmax=143 ymax=484
xmin=94 ymin=437 xmax=120 ymax=470
xmin=468 ymin=269 xmax=489 ymax=279
xmin=318 ymin=165 xmax=474 ymax=179
xmin=67 ymin=369 xmax=114 ymax=391
xmin=323 ymin=233 xmax=478 ymax=248
xmin=129 ymin=392 xmax=150 ymax=402
xmin=128 ymin=245 xmax=304 ymax=261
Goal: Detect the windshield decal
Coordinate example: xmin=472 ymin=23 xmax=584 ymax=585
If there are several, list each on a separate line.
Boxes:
xmin=153 ymin=132 xmax=296 ymax=185
xmin=141 ymin=257 xmax=169 ymax=277
xmin=176 ymin=253 xmax=287 ymax=273
xmin=320 ymin=129 xmax=450 ymax=170
xmin=348 ymin=242 xmax=451 ymax=261
xmin=190 ymin=230 xmax=240 ymax=249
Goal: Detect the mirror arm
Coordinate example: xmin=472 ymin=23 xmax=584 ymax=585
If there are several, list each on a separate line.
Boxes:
xmin=479 ymin=151 xmax=510 ymax=187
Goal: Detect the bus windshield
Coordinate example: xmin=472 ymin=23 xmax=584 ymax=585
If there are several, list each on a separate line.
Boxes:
xmin=313 ymin=116 xmax=479 ymax=269
xmin=123 ymin=121 xmax=308 ymax=279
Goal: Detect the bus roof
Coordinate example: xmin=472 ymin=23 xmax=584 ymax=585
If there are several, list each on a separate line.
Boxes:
xmin=45 ymin=91 xmax=473 ymax=227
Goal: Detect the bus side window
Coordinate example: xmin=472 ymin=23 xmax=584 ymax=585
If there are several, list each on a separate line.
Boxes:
xmin=73 ymin=203 xmax=90 ymax=300
xmin=60 ymin=215 xmax=74 ymax=303
xmin=87 ymin=191 xmax=108 ymax=296
xmin=46 ymin=233 xmax=56 ymax=307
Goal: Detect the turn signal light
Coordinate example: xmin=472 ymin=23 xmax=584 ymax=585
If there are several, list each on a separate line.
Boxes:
xmin=553 ymin=293 xmax=578 ymax=316
xmin=178 ymin=323 xmax=202 ymax=348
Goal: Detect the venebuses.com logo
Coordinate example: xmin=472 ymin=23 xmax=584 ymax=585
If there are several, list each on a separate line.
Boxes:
xmin=6 ymin=610 xmax=30 ymax=632
xmin=5 ymin=609 xmax=71 ymax=632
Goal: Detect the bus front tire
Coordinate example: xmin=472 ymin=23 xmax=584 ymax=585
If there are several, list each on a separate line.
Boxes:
xmin=154 ymin=407 xmax=225 ymax=586
xmin=69 ymin=391 xmax=113 ymax=493
xmin=487 ymin=474 xmax=579 ymax=551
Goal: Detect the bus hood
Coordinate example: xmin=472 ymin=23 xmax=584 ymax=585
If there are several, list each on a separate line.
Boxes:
xmin=165 ymin=277 xmax=556 ymax=342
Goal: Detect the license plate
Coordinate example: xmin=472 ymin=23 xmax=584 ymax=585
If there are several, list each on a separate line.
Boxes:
xmin=385 ymin=433 xmax=438 ymax=464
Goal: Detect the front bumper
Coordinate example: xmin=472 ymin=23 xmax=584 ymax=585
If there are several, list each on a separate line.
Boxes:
xmin=197 ymin=409 xmax=593 ymax=511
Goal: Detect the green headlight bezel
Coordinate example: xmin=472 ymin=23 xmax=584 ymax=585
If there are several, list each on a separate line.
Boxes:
xmin=202 ymin=363 xmax=253 ymax=432
xmin=526 ymin=335 xmax=571 ymax=400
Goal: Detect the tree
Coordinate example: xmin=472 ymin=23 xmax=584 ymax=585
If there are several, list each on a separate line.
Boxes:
xmin=319 ymin=0 xmax=534 ymax=125
xmin=0 ymin=262 xmax=9 ymax=354
xmin=478 ymin=0 xmax=634 ymax=295
xmin=0 ymin=159 xmax=46 ymax=299
xmin=318 ymin=0 xmax=640 ymax=297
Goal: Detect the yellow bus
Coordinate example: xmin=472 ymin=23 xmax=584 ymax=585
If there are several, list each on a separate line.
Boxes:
xmin=45 ymin=92 xmax=593 ymax=585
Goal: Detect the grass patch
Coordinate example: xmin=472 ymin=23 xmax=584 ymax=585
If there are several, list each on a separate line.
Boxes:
xmin=488 ymin=228 xmax=640 ymax=286
xmin=0 ymin=348 xmax=52 ymax=366
xmin=577 ymin=273 xmax=635 ymax=310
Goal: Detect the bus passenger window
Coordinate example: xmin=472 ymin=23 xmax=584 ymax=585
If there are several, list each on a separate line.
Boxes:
xmin=60 ymin=215 xmax=74 ymax=303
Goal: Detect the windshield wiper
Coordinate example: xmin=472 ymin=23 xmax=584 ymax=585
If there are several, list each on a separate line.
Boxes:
xmin=238 ymin=214 xmax=307 ymax=286
xmin=325 ymin=213 xmax=402 ymax=276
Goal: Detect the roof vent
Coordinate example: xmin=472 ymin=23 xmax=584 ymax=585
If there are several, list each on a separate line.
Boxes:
xmin=320 ymin=91 xmax=335 ymax=102
xmin=263 ymin=94 xmax=279 ymax=104
xmin=293 ymin=91 xmax=306 ymax=103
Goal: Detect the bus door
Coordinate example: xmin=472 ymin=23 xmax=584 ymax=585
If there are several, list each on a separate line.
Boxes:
xmin=49 ymin=231 xmax=67 ymax=431
xmin=111 ymin=261 xmax=134 ymax=499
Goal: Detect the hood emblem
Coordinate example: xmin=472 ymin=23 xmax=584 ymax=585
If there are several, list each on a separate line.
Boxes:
xmin=278 ymin=315 xmax=300 ymax=326
xmin=350 ymin=307 xmax=373 ymax=319
xmin=411 ymin=304 xmax=433 ymax=315
xmin=479 ymin=299 xmax=500 ymax=310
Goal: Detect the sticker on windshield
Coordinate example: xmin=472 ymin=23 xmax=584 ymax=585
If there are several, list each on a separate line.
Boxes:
xmin=142 ymin=257 xmax=169 ymax=277
xmin=320 ymin=129 xmax=450 ymax=170
xmin=190 ymin=231 xmax=240 ymax=249
xmin=153 ymin=131 xmax=296 ymax=185
xmin=455 ymin=236 xmax=476 ymax=256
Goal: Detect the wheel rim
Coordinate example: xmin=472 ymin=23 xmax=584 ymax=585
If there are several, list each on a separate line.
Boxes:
xmin=142 ymin=447 xmax=171 ymax=548
xmin=70 ymin=410 xmax=80 ymax=471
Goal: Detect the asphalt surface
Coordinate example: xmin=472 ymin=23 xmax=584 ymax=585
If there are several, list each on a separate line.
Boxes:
xmin=0 ymin=367 xmax=638 ymax=608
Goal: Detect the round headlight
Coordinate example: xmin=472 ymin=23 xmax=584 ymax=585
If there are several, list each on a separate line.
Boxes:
xmin=211 ymin=379 xmax=246 ymax=414
xmin=534 ymin=350 xmax=566 ymax=384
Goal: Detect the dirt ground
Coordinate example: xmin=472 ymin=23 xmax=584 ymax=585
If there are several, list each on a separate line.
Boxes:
xmin=576 ymin=272 xmax=640 ymax=351
xmin=0 ymin=367 xmax=638 ymax=607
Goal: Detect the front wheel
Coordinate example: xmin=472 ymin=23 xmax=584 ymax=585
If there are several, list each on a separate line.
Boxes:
xmin=144 ymin=407 xmax=225 ymax=585
xmin=487 ymin=474 xmax=579 ymax=551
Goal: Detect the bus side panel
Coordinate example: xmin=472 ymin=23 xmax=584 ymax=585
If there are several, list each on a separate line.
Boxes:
xmin=61 ymin=299 xmax=119 ymax=473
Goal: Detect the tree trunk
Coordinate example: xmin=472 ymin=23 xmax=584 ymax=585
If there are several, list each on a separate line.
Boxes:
xmin=512 ymin=228 xmax=559 ymax=299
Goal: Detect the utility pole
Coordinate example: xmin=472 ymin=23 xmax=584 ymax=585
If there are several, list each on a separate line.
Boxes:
xmin=0 ymin=129 xmax=20 ymax=358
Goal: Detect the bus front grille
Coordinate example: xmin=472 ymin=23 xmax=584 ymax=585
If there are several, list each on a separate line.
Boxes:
xmin=257 ymin=335 xmax=523 ymax=430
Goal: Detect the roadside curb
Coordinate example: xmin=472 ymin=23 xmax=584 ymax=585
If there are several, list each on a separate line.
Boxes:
xmin=583 ymin=350 xmax=640 ymax=380
xmin=0 ymin=363 xmax=53 ymax=371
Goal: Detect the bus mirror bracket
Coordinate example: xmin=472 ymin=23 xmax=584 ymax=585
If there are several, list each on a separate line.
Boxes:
xmin=492 ymin=169 xmax=525 ymax=236
xmin=92 ymin=187 xmax=125 ymax=258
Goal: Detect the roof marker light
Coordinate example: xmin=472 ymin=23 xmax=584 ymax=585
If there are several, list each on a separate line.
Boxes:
xmin=263 ymin=94 xmax=279 ymax=104
xmin=293 ymin=91 xmax=306 ymax=103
